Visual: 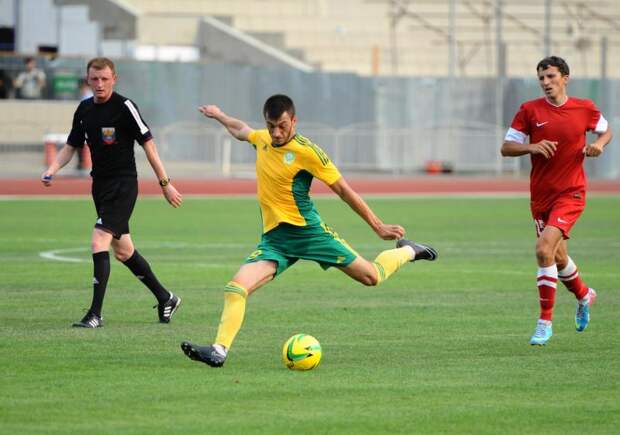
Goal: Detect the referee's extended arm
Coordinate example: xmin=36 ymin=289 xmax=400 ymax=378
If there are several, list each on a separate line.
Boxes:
xmin=41 ymin=144 xmax=77 ymax=186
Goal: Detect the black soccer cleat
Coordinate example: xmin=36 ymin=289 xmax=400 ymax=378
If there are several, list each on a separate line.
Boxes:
xmin=181 ymin=341 xmax=227 ymax=368
xmin=396 ymin=239 xmax=438 ymax=262
xmin=155 ymin=293 xmax=181 ymax=323
xmin=72 ymin=311 xmax=104 ymax=328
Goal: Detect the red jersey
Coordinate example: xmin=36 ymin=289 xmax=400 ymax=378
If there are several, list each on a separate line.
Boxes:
xmin=505 ymin=97 xmax=607 ymax=211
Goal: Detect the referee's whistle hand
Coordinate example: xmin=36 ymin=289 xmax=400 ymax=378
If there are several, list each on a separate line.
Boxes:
xmin=41 ymin=172 xmax=53 ymax=187
xmin=163 ymin=184 xmax=183 ymax=208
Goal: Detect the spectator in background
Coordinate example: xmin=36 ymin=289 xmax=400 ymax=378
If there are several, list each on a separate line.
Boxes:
xmin=0 ymin=69 xmax=10 ymax=98
xmin=14 ymin=57 xmax=46 ymax=99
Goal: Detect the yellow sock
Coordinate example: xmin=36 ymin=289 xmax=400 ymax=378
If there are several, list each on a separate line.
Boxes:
xmin=214 ymin=281 xmax=248 ymax=349
xmin=372 ymin=248 xmax=412 ymax=284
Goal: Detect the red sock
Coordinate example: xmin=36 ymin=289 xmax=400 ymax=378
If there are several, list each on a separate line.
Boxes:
xmin=558 ymin=257 xmax=589 ymax=300
xmin=537 ymin=265 xmax=558 ymax=321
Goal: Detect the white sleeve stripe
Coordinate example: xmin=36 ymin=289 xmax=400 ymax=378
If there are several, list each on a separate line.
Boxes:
xmin=504 ymin=127 xmax=527 ymax=144
xmin=594 ymin=115 xmax=608 ymax=134
xmin=124 ymin=100 xmax=149 ymax=135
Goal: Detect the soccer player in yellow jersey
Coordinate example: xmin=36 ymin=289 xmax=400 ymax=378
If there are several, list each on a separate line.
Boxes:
xmin=181 ymin=94 xmax=437 ymax=367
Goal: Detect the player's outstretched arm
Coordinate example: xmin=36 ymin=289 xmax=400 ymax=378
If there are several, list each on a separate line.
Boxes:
xmin=584 ymin=127 xmax=612 ymax=157
xmin=198 ymin=105 xmax=252 ymax=141
xmin=329 ymin=177 xmax=405 ymax=240
xmin=143 ymin=139 xmax=183 ymax=208
xmin=41 ymin=144 xmax=77 ymax=186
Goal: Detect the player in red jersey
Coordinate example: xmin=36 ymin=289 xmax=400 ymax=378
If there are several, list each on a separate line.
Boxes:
xmin=501 ymin=56 xmax=612 ymax=345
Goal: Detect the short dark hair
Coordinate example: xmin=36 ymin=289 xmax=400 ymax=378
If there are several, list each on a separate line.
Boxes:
xmin=263 ymin=94 xmax=295 ymax=120
xmin=536 ymin=56 xmax=570 ymax=76
xmin=87 ymin=57 xmax=116 ymax=75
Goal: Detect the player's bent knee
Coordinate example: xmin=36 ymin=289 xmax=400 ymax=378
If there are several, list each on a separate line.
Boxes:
xmin=535 ymin=242 xmax=555 ymax=264
xmin=358 ymin=272 xmax=379 ymax=287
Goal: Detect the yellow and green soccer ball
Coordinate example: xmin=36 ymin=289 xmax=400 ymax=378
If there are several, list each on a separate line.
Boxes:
xmin=282 ymin=334 xmax=322 ymax=370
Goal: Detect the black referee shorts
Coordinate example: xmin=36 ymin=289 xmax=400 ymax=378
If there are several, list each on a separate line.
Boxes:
xmin=92 ymin=177 xmax=138 ymax=239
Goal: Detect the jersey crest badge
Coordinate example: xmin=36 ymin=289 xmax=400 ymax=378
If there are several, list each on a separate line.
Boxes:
xmin=101 ymin=127 xmax=116 ymax=145
xmin=283 ymin=151 xmax=296 ymax=165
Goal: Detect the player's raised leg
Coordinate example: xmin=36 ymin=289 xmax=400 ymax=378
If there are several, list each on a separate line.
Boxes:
xmin=181 ymin=260 xmax=276 ymax=367
xmin=339 ymin=240 xmax=437 ymax=286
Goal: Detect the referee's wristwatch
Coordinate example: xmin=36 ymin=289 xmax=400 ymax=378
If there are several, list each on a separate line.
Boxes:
xmin=159 ymin=177 xmax=170 ymax=187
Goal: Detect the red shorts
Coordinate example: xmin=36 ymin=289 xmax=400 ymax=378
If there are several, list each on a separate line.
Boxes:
xmin=531 ymin=192 xmax=586 ymax=239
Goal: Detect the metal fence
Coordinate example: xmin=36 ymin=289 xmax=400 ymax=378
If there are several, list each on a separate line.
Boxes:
xmin=1 ymin=56 xmax=618 ymax=178
xmin=157 ymin=121 xmax=513 ymax=175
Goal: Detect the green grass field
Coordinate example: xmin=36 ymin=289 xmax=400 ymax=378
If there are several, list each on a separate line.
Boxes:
xmin=1 ymin=195 xmax=619 ymax=434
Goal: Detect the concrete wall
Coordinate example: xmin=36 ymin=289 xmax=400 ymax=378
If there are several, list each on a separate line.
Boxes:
xmin=0 ymin=100 xmax=75 ymax=144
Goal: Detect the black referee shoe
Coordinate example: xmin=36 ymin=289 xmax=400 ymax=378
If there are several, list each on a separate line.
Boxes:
xmin=155 ymin=293 xmax=181 ymax=323
xmin=72 ymin=311 xmax=103 ymax=328
xmin=181 ymin=341 xmax=227 ymax=368
xmin=396 ymin=239 xmax=438 ymax=262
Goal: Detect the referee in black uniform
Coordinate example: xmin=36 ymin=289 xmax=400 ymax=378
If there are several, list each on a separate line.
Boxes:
xmin=42 ymin=57 xmax=183 ymax=328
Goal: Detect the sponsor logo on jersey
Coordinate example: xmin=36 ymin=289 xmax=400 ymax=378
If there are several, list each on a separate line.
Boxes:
xmin=283 ymin=151 xmax=296 ymax=165
xmin=101 ymin=127 xmax=116 ymax=144
xmin=536 ymin=121 xmax=548 ymax=127
xmin=557 ymin=217 xmax=568 ymax=224
xmin=96 ymin=217 xmax=103 ymax=225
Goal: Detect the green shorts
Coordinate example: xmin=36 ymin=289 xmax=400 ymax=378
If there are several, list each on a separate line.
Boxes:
xmin=243 ymin=223 xmax=359 ymax=276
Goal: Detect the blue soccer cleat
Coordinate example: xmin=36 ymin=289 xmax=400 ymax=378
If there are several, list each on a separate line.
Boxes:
xmin=530 ymin=319 xmax=552 ymax=346
xmin=576 ymin=288 xmax=597 ymax=332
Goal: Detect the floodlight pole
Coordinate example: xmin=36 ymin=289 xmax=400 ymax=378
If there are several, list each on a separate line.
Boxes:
xmin=389 ymin=6 xmax=399 ymax=74
xmin=544 ymin=0 xmax=552 ymax=56
xmin=448 ymin=0 xmax=456 ymax=162
xmin=599 ymin=36 xmax=612 ymax=178
xmin=448 ymin=0 xmax=456 ymax=78
xmin=495 ymin=0 xmax=506 ymax=174
xmin=13 ymin=0 xmax=19 ymax=52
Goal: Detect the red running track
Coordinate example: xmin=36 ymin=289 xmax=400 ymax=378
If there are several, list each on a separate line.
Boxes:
xmin=1 ymin=177 xmax=619 ymax=196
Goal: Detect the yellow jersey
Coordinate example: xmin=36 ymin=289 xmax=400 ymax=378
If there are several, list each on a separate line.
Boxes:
xmin=247 ymin=129 xmax=342 ymax=233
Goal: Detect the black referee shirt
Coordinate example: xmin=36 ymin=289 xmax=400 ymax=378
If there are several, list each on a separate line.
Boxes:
xmin=67 ymin=92 xmax=153 ymax=178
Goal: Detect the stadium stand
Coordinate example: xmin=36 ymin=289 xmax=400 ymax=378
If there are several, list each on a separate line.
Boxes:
xmin=121 ymin=0 xmax=619 ymax=77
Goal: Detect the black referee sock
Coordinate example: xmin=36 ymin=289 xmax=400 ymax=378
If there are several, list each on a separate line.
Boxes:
xmin=90 ymin=251 xmax=110 ymax=317
xmin=122 ymin=250 xmax=171 ymax=303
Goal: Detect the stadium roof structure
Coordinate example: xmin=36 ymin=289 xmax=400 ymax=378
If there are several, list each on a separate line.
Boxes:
xmin=370 ymin=0 xmax=620 ymax=77
xmin=54 ymin=0 xmax=620 ymax=78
